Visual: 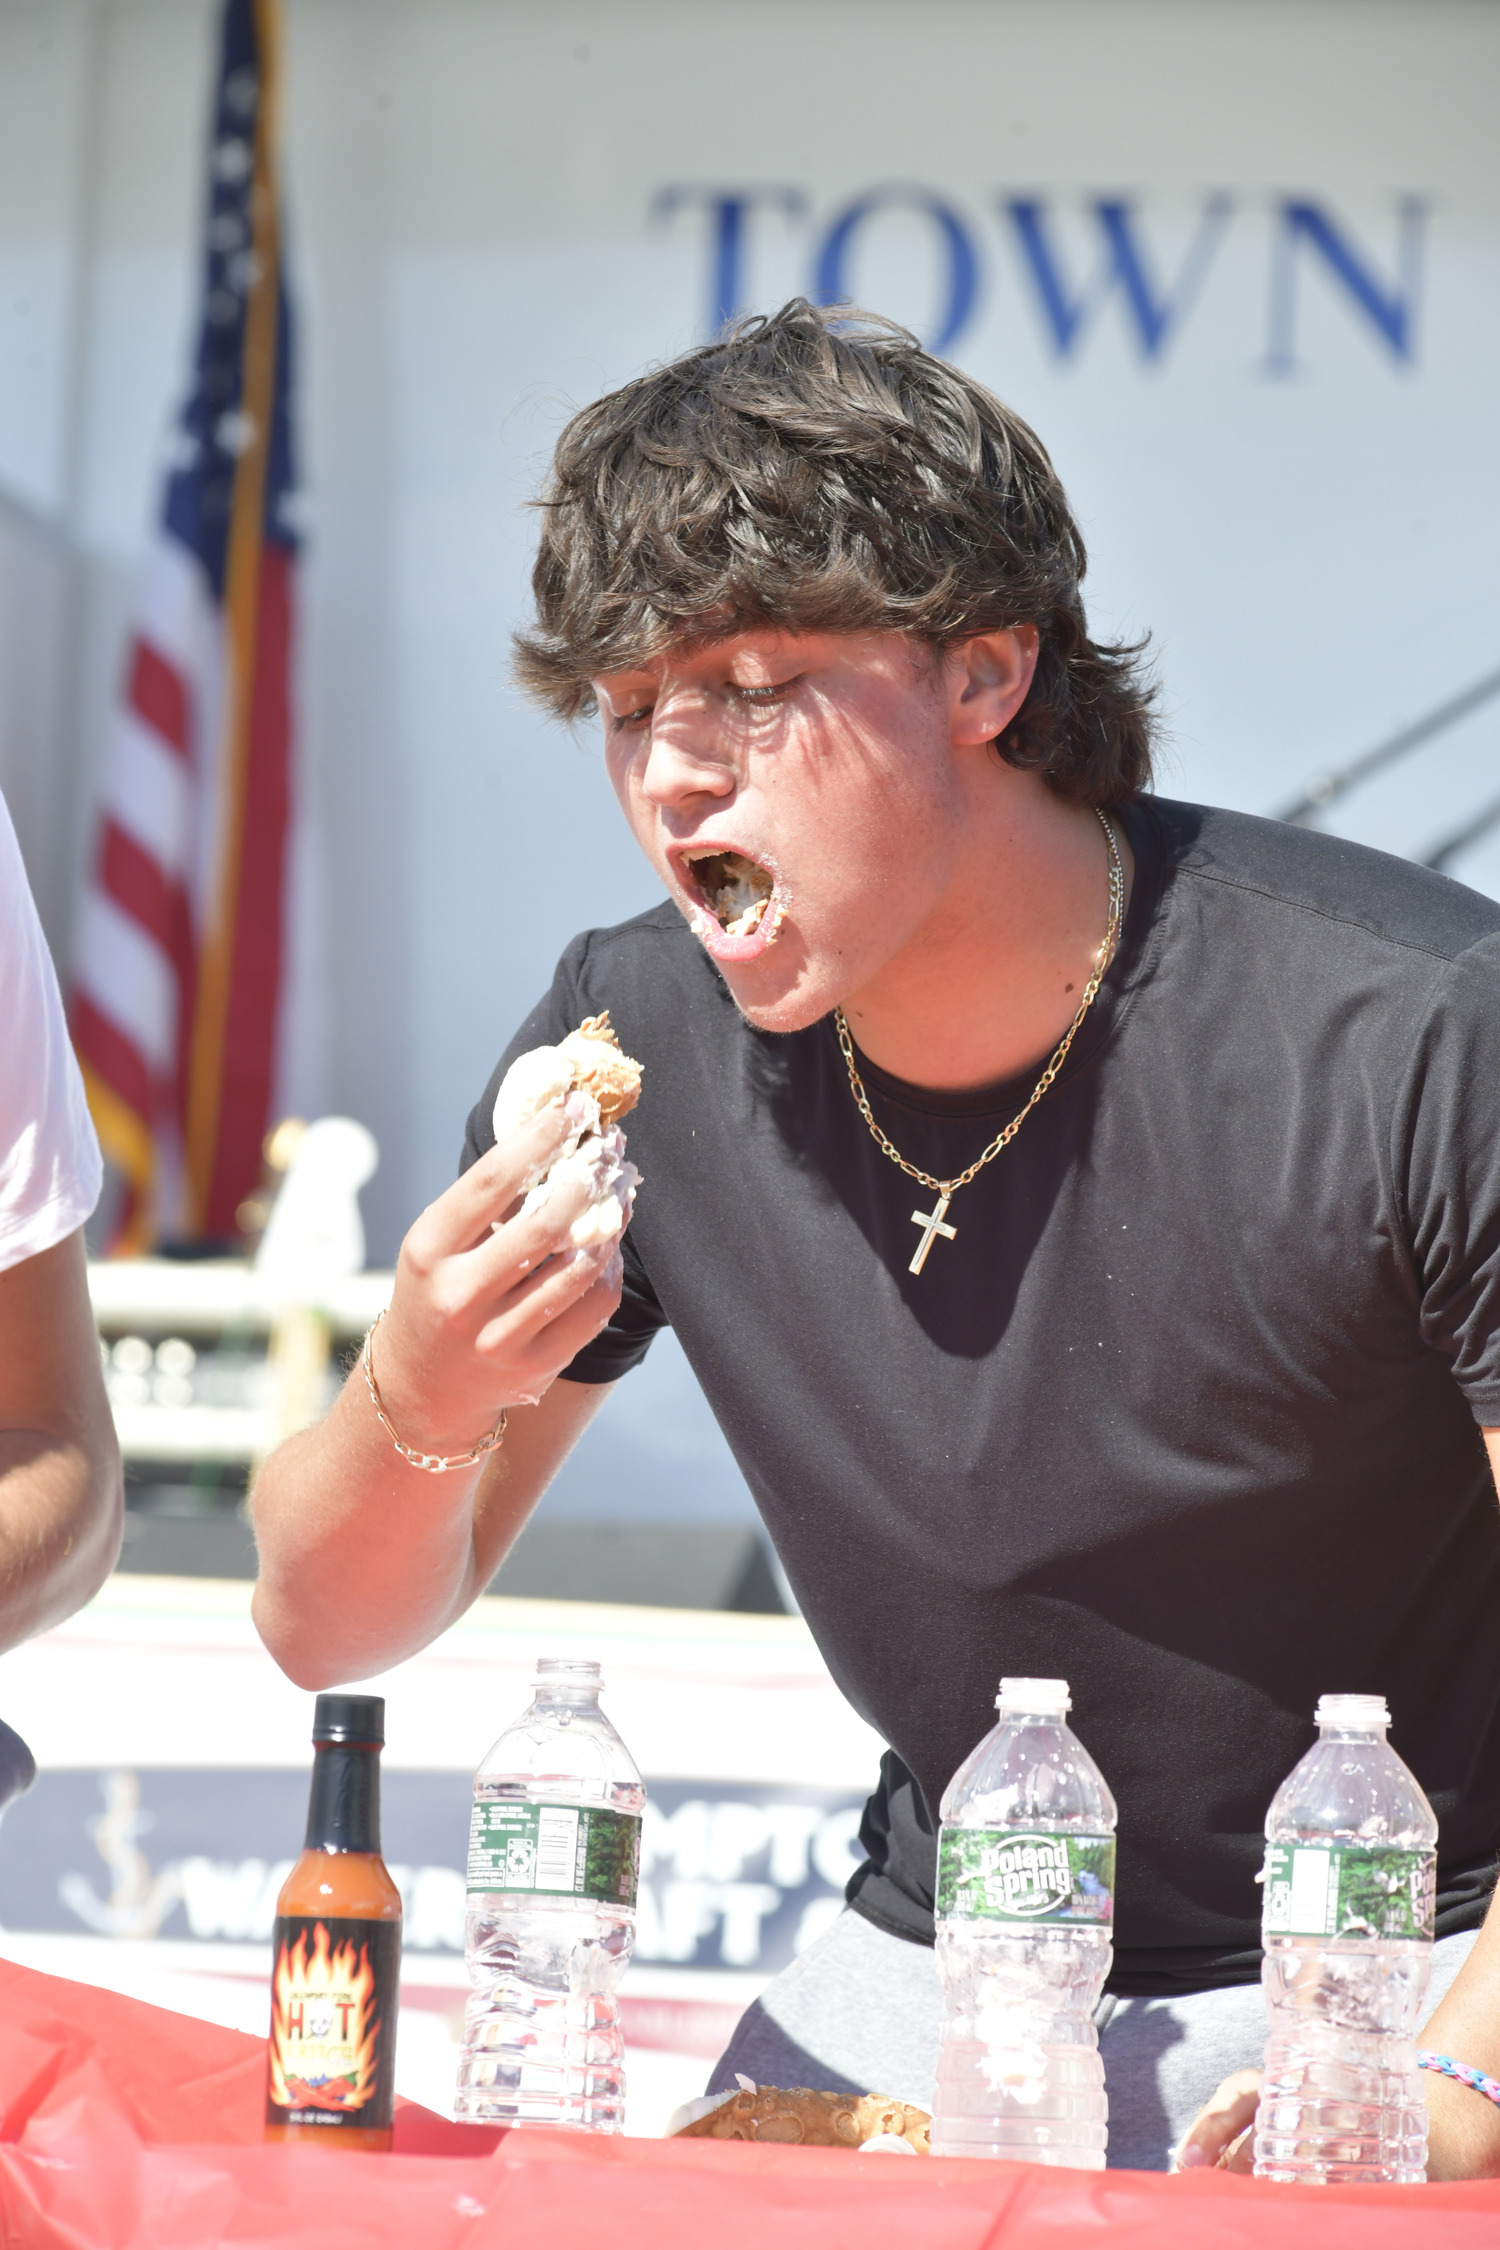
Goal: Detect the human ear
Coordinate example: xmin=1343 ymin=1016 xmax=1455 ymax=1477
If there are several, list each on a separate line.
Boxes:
xmin=948 ymin=627 xmax=1040 ymax=747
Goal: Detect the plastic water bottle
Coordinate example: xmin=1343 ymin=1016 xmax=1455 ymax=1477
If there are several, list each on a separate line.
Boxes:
xmin=1253 ymin=1693 xmax=1437 ymax=2185
xmin=929 ymin=1677 xmax=1116 ymax=2167
xmin=454 ymin=1657 xmax=645 ymax=2130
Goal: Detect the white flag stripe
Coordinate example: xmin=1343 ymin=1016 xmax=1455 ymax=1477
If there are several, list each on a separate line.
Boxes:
xmin=101 ymin=710 xmax=194 ymax=872
xmin=128 ymin=541 xmax=227 ymax=920
xmin=131 ymin=538 xmax=219 ymax=684
xmin=119 ymin=539 xmax=228 ymax=925
xmin=74 ymin=893 xmax=178 ymax=1075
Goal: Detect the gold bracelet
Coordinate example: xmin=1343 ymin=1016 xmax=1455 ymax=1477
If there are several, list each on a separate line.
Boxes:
xmin=361 ymin=1310 xmax=508 ymax=1473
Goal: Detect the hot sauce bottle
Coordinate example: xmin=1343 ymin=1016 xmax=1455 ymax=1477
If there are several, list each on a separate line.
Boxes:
xmin=265 ymin=1694 xmax=402 ymax=2150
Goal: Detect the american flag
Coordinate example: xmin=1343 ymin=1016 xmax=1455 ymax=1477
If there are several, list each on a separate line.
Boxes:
xmin=72 ymin=0 xmax=303 ymax=1250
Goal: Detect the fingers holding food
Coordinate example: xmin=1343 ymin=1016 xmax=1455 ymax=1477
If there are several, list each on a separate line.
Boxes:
xmin=409 ymin=1098 xmax=585 ymax=1265
xmin=467 ymin=1248 xmax=625 ymax=1406
xmin=371 ymin=1016 xmax=641 ymax=1447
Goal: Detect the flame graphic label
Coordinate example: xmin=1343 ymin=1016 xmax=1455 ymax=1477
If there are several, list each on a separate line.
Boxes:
xmin=266 ymin=1915 xmax=400 ymax=2129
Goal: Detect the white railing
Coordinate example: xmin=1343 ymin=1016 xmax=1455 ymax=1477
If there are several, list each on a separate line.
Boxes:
xmin=88 ymin=1260 xmax=394 ymax=1463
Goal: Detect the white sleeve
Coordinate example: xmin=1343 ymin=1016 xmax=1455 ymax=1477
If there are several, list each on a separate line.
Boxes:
xmin=0 ymin=789 xmax=103 ymax=1272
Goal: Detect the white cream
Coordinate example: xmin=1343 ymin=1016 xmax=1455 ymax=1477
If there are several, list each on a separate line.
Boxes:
xmin=491 ymin=1046 xmax=579 ymax=1140
xmin=664 ymin=2088 xmax=738 ymax=2137
xmin=495 ymin=1047 xmax=640 ymax=1248
xmin=522 ymin=1126 xmax=639 ymax=1247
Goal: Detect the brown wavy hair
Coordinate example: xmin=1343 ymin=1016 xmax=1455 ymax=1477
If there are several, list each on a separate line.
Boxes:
xmin=514 ymin=300 xmax=1154 ymax=806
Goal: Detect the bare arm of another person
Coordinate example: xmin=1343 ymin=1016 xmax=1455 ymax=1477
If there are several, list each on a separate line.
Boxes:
xmin=1176 ymin=1424 xmax=1500 ymax=2179
xmin=0 ymin=1228 xmax=123 ymax=1652
xmin=251 ymin=1100 xmax=627 ymax=1688
xmin=1413 ymin=1419 xmax=1500 ymax=2178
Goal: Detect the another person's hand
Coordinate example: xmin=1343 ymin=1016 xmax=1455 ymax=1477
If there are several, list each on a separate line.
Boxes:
xmin=1172 ymin=2069 xmax=1260 ymax=2174
xmin=372 ymin=1099 xmax=625 ymax=1454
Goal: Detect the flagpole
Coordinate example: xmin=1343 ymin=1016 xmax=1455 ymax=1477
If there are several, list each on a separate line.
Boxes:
xmin=184 ymin=0 xmax=283 ymax=1233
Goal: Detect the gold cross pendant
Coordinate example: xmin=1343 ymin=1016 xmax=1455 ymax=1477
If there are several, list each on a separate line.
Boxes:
xmin=909 ymin=1193 xmax=956 ymax=1275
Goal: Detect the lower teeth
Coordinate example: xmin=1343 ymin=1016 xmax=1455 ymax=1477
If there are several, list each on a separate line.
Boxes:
xmin=724 ymin=898 xmax=768 ymax=938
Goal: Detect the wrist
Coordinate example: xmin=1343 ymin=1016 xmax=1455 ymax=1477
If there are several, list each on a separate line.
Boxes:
xmin=1422 ymin=2060 xmax=1500 ymax=2182
xmin=363 ymin=1313 xmax=507 ymax=1472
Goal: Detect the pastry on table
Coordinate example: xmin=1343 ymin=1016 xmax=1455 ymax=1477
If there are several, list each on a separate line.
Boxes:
xmin=669 ymin=2084 xmax=931 ymax=2152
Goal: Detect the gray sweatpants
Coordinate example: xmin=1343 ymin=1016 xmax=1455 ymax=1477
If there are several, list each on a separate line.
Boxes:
xmin=706 ymin=1908 xmax=1478 ymax=2171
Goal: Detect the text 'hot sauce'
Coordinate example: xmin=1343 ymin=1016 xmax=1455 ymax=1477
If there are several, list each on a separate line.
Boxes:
xmin=265 ymin=1693 xmax=402 ymax=2150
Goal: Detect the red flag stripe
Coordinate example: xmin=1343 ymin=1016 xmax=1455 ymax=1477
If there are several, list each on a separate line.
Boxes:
xmin=98 ymin=819 xmax=193 ymax=979
xmin=126 ymin=637 xmax=192 ymax=762
xmin=72 ymin=990 xmax=155 ymax=1125
xmin=96 ymin=817 xmax=197 ymax=1116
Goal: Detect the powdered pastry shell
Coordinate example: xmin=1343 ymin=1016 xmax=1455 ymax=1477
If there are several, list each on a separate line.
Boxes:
xmin=671 ymin=2086 xmax=930 ymax=2152
xmin=491 ymin=1012 xmax=643 ymax=1251
xmin=492 ymin=1012 xmax=642 ymax=1146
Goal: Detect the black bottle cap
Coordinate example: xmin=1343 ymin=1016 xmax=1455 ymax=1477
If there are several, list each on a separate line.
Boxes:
xmin=311 ymin=1693 xmax=385 ymax=1746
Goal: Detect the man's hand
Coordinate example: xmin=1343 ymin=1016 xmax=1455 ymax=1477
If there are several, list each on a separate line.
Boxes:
xmin=0 ymin=1229 xmax=123 ymax=1652
xmin=372 ymin=1097 xmax=625 ymax=1449
xmin=251 ymin=1097 xmax=627 ymax=1688
xmin=1172 ymin=2069 xmax=1259 ymax=2173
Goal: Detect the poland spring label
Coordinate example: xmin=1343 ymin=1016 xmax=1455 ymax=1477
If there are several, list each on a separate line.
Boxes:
xmin=466 ymin=1799 xmax=640 ymax=1906
xmin=1261 ymin=1843 xmax=1436 ymax=1942
xmin=936 ymin=1829 xmax=1116 ymax=1924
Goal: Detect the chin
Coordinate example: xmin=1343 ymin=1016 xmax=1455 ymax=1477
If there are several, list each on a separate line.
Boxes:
xmin=716 ymin=951 xmax=850 ymax=1037
xmin=672 ymin=876 xmax=889 ymax=1035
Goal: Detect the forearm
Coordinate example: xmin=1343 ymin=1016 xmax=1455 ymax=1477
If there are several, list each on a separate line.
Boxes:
xmin=1425 ymin=1430 xmax=1500 ymax=2174
xmin=250 ymin=1367 xmax=490 ymax=1688
xmin=0 ymin=1426 xmax=122 ymax=1653
xmin=0 ymin=1230 xmax=123 ymax=1656
xmin=251 ymin=1102 xmax=628 ymax=1688
xmin=250 ymin=1369 xmax=609 ymax=1688
xmin=1421 ymin=1889 xmax=1500 ymax=2179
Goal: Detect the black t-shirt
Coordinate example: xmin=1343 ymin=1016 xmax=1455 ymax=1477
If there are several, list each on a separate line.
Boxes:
xmin=463 ymin=799 xmax=1500 ymax=1996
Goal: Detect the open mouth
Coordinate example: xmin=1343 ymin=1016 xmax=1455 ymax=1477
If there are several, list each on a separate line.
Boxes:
xmin=681 ymin=849 xmax=779 ymax=939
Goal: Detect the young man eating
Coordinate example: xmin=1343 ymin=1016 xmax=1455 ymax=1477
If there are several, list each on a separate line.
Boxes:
xmin=251 ymin=301 xmax=1500 ymax=2172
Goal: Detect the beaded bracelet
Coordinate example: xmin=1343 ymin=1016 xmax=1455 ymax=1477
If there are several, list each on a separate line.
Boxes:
xmin=1417 ymin=2051 xmax=1500 ymax=2108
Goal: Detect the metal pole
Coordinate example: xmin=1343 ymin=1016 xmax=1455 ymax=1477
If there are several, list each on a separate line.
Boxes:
xmin=1275 ymin=665 xmax=1500 ymax=826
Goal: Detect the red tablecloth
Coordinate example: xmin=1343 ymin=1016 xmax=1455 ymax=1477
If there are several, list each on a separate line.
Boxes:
xmin=2 ymin=1958 xmax=1498 ymax=2248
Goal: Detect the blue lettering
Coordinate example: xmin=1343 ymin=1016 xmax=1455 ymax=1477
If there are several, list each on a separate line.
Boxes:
xmin=1005 ymin=195 xmax=1232 ymax=362
xmin=651 ymin=187 xmax=808 ymax=334
xmin=1266 ymin=197 xmax=1426 ymax=372
xmin=813 ymin=186 xmax=979 ymax=354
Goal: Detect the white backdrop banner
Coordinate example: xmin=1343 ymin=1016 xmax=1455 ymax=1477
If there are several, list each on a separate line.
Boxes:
xmin=0 ymin=0 xmax=1496 ymax=1237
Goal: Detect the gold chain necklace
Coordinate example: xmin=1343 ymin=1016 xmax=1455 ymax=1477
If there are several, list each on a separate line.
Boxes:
xmin=834 ymin=807 xmax=1124 ymax=1275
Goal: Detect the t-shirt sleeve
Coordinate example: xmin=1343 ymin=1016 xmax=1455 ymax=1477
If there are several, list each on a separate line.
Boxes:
xmin=1399 ymin=933 xmax=1500 ymax=1423
xmin=0 ymin=791 xmax=103 ymax=1274
xmin=459 ymin=930 xmax=668 ymax=1384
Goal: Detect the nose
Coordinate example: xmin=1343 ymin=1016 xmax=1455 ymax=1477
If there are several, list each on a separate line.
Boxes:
xmin=639 ymin=689 xmax=737 ymax=809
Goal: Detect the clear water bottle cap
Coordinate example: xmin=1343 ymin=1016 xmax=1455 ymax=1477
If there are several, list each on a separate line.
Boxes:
xmin=1315 ymin=1692 xmax=1390 ymax=1730
xmin=535 ymin=1657 xmax=603 ymax=1692
xmin=996 ymin=1677 xmax=1071 ymax=1714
